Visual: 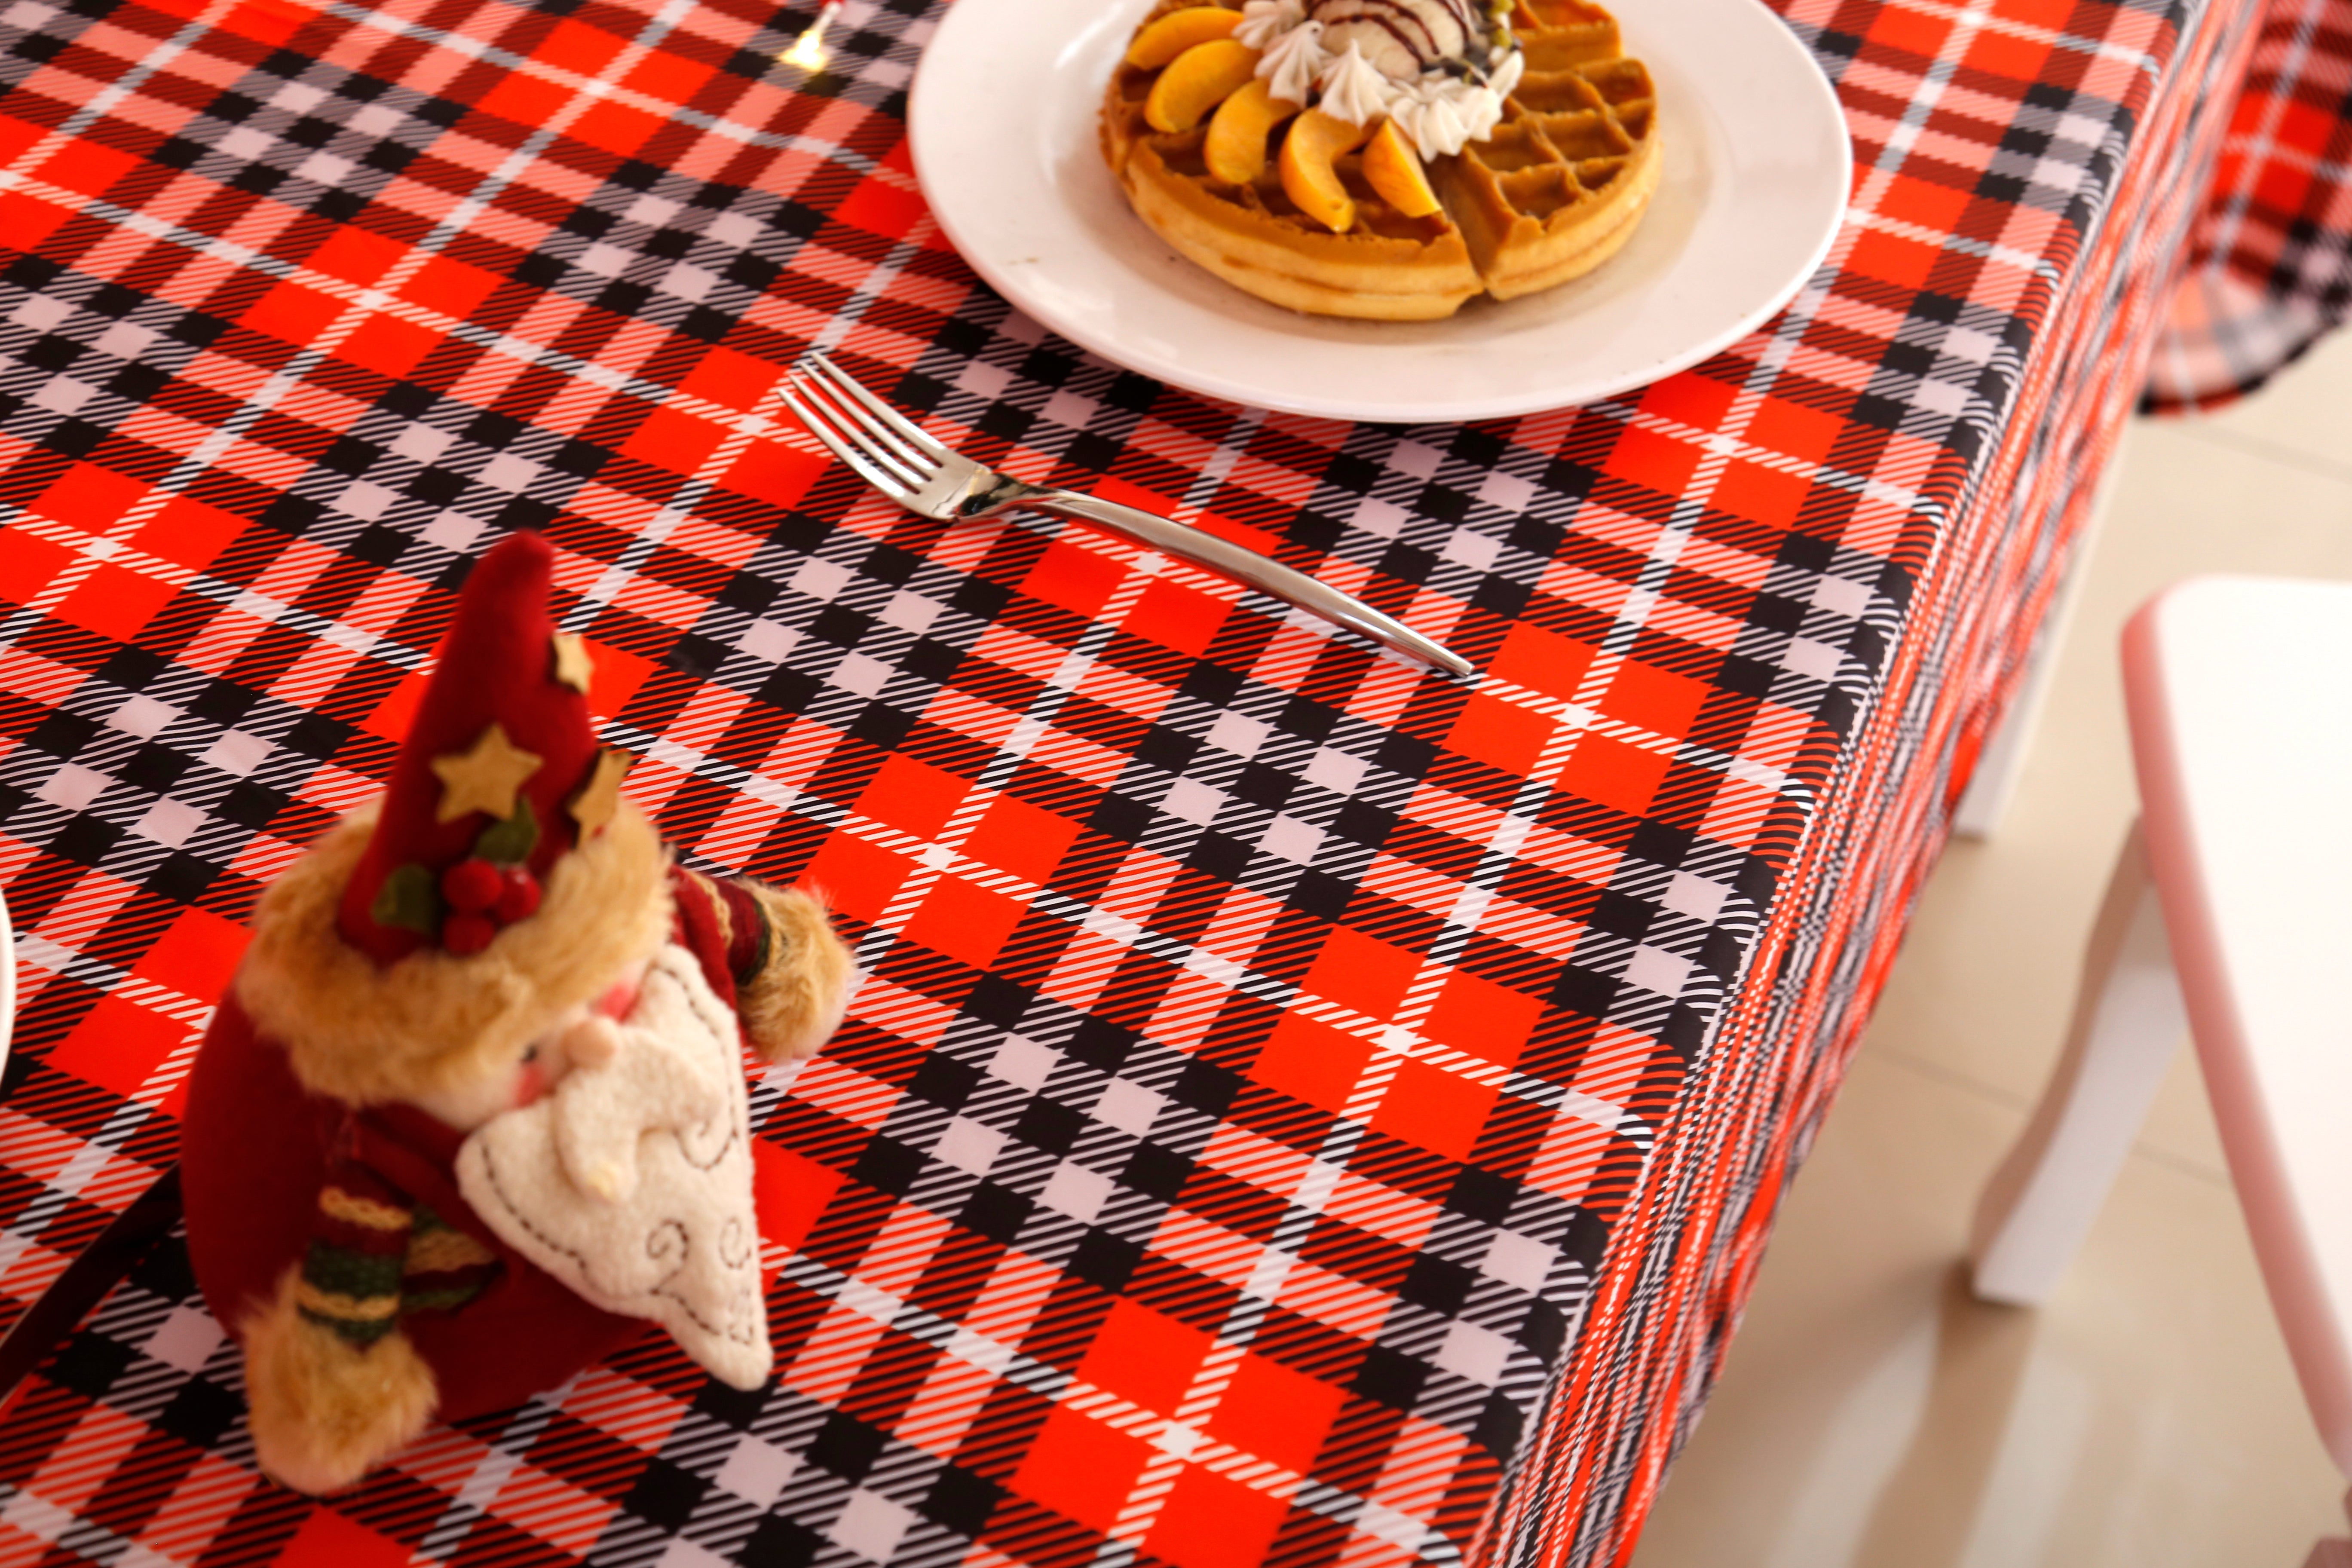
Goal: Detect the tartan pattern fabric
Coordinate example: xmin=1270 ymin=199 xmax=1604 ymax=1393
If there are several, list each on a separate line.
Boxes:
xmin=2144 ymin=0 xmax=2352 ymax=408
xmin=0 ymin=4 xmax=2252 ymax=1568
xmin=1488 ymin=0 xmax=2271 ymax=1550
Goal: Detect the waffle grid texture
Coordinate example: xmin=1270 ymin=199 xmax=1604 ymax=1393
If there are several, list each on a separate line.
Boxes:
xmin=0 ymin=0 xmax=2266 ymax=1562
xmin=1109 ymin=0 xmax=1663 ymax=307
xmin=1439 ymin=40 xmax=1658 ymax=298
xmin=1455 ymin=72 xmax=1649 ymax=190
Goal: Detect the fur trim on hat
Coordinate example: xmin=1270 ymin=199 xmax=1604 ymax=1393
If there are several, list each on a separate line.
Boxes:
xmin=237 ymin=799 xmax=671 ymax=1107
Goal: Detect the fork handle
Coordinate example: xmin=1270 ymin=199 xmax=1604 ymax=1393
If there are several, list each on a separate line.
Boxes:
xmin=1027 ymin=489 xmax=1473 ymax=679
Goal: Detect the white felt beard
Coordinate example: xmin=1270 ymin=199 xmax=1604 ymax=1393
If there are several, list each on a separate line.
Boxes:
xmin=455 ymin=943 xmax=773 ymax=1390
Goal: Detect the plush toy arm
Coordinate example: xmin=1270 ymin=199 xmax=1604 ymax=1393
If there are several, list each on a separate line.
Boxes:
xmin=239 ymin=1158 xmax=481 ymax=1491
xmin=731 ymin=879 xmax=857 ymax=1061
xmin=675 ymin=869 xmax=857 ymax=1062
xmin=243 ymin=1266 xmax=436 ymax=1494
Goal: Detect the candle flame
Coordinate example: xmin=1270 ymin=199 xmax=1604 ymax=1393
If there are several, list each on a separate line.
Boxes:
xmin=779 ymin=2 xmax=840 ymax=71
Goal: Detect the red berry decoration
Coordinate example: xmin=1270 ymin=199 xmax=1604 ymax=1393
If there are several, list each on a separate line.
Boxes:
xmin=442 ymin=858 xmax=502 ymax=913
xmin=495 ymin=867 xmax=542 ymax=923
xmin=443 ymin=911 xmax=496 ymax=956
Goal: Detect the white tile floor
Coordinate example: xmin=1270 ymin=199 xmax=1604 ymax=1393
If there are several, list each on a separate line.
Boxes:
xmin=1630 ymin=330 xmax=2352 ymax=1568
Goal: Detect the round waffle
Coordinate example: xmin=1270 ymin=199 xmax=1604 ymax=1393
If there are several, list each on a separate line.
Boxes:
xmin=1100 ymin=0 xmax=1662 ymax=319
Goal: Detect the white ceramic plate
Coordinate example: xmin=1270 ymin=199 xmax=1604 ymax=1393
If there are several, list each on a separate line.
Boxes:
xmin=908 ymin=0 xmax=1852 ymax=423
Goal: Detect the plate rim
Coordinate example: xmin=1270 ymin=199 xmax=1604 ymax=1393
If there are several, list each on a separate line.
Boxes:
xmin=909 ymin=0 xmax=1851 ymax=423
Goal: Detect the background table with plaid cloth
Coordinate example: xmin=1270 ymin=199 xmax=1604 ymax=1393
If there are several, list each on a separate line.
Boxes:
xmin=0 ymin=0 xmax=2285 ymax=1564
xmin=2146 ymin=0 xmax=2352 ymax=409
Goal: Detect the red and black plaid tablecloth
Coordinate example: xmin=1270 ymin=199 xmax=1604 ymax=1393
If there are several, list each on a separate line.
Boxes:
xmin=0 ymin=0 xmax=2282 ymax=1565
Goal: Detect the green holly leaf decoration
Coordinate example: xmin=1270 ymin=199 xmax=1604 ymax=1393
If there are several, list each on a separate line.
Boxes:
xmin=473 ymin=795 xmax=539 ymax=865
xmin=372 ymin=863 xmax=444 ymax=936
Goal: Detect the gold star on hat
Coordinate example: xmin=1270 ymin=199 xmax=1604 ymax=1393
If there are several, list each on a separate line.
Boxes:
xmin=568 ymin=747 xmax=634 ymax=836
xmin=431 ymin=722 xmax=544 ymax=824
xmin=550 ymin=632 xmax=595 ymax=695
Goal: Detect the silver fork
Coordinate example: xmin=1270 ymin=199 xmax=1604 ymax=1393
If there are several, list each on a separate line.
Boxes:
xmin=779 ymin=352 xmax=1473 ymax=679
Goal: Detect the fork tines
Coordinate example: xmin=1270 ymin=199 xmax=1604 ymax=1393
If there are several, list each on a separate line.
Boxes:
xmin=780 ymin=352 xmax=944 ymax=499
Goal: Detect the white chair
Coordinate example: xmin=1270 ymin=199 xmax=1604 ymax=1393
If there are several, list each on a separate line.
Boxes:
xmin=1969 ymin=575 xmax=2352 ymax=1567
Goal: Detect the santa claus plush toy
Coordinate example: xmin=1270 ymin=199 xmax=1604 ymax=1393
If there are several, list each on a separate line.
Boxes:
xmin=180 ymin=529 xmax=858 ymax=1494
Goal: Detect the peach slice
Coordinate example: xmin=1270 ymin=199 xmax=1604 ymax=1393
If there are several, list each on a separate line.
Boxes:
xmin=1361 ymin=119 xmax=1441 ymax=217
xmin=1204 ymin=78 xmax=1302 ymax=185
xmin=1144 ymin=39 xmax=1261 ymax=134
xmin=1278 ymin=108 xmax=1375 ymax=232
xmin=1125 ymin=6 xmax=1242 ymax=68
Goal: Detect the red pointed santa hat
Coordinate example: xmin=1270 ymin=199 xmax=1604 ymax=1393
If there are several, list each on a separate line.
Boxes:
xmin=232 ymin=529 xmax=673 ymax=1107
xmin=337 ymin=529 xmax=635 ymax=964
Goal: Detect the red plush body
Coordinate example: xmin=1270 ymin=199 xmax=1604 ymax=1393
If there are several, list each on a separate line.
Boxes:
xmin=183 ymin=869 xmax=748 ymax=1419
xmin=178 ymin=530 xmax=856 ymax=1491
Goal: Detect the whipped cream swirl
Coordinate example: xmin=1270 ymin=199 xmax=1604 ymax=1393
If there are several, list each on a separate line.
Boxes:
xmin=1317 ymin=41 xmax=1391 ymax=123
xmin=1256 ymin=16 xmax=1329 ymax=102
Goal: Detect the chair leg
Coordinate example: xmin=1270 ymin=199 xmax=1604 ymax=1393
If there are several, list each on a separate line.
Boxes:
xmin=1969 ymin=819 xmax=2188 ymax=1305
xmin=1951 ymin=469 xmax=2112 ymax=840
xmin=2313 ymin=1487 xmax=2352 ymax=1568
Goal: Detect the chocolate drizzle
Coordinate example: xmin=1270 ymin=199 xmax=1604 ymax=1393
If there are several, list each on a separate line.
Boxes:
xmin=1311 ymin=0 xmax=1491 ymax=70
